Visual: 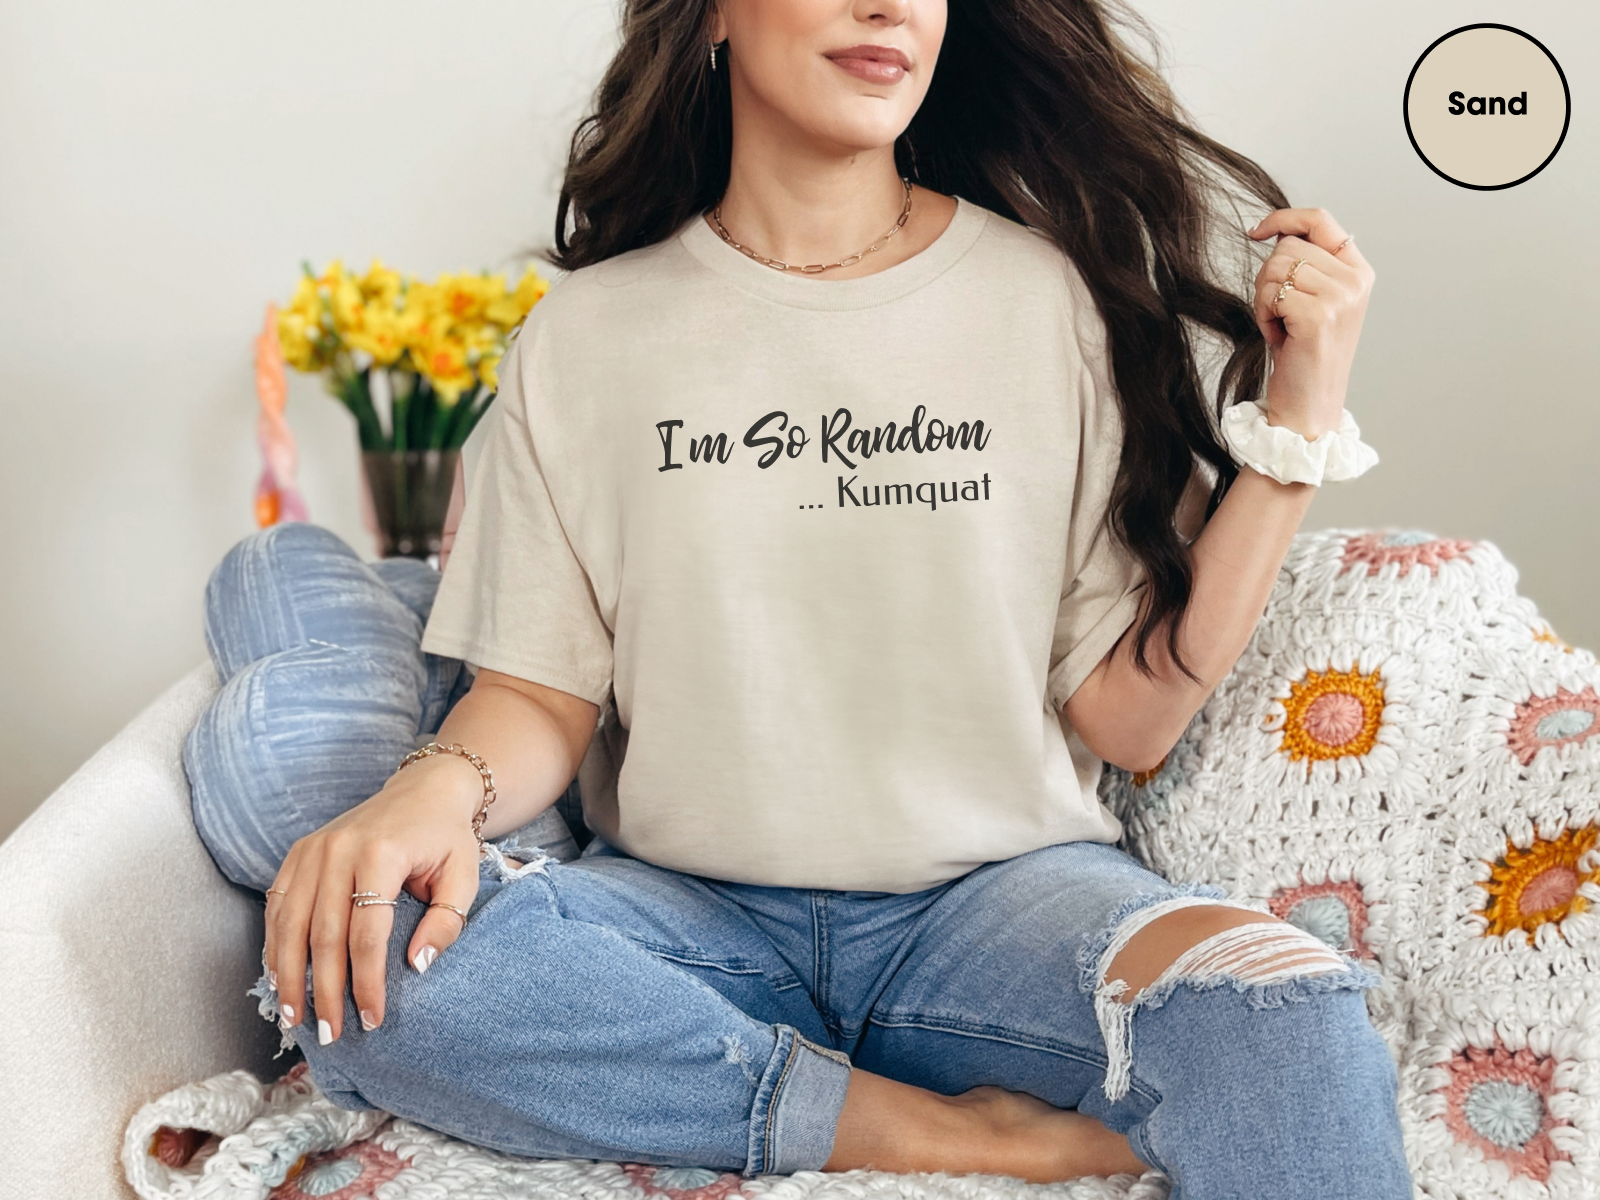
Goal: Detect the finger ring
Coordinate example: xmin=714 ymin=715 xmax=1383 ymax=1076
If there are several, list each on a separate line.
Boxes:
xmin=1333 ymin=234 xmax=1354 ymax=255
xmin=428 ymin=901 xmax=469 ymax=924
xmin=266 ymin=888 xmax=289 ymax=897
xmin=1272 ymin=279 xmax=1295 ymax=316
xmin=1285 ymin=257 xmax=1308 ymax=288
xmin=352 ymin=890 xmax=398 ymax=908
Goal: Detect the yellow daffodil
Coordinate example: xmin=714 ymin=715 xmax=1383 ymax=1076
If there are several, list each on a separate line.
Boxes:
xmin=359 ymin=260 xmax=402 ymax=308
xmin=277 ymin=308 xmax=320 ymax=372
xmin=414 ymin=337 xmax=475 ymax=405
xmin=483 ymin=298 xmax=522 ymax=328
xmin=479 ymin=348 xmax=505 ymax=391
xmin=397 ymin=301 xmax=447 ymax=352
xmin=465 ymin=326 xmax=506 ymax=387
xmin=463 ymin=316 xmax=501 ymax=351
xmin=484 ymin=277 xmax=522 ymax=327
xmin=345 ymin=305 xmax=406 ymax=366
xmin=315 ymin=259 xmax=349 ymax=290
xmin=512 ymin=267 xmax=550 ymax=314
xmin=330 ymin=277 xmax=368 ymax=335
xmin=479 ymin=267 xmax=547 ymax=329
xmin=436 ymin=273 xmax=490 ymax=324
xmin=284 ymin=276 xmax=323 ymax=327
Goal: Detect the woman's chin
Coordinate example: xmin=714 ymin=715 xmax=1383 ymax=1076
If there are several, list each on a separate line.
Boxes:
xmin=787 ymin=110 xmax=914 ymax=160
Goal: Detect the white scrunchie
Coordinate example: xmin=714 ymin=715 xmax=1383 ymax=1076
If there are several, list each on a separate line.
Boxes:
xmin=1220 ymin=400 xmax=1379 ymax=486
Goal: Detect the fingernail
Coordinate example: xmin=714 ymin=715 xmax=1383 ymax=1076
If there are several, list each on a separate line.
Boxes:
xmin=268 ymin=969 xmax=277 ymax=988
xmin=360 ymin=1009 xmax=379 ymax=1032
xmin=413 ymin=946 xmax=437 ymax=974
xmin=280 ymin=1003 xmax=296 ymax=1024
xmin=318 ymin=1019 xmax=333 ymax=1046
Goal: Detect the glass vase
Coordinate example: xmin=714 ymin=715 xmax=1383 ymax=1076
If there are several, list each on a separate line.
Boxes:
xmin=361 ymin=449 xmax=458 ymax=563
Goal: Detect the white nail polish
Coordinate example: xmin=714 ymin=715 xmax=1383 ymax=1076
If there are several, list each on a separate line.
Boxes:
xmin=360 ymin=1009 xmax=378 ymax=1032
xmin=413 ymin=946 xmax=437 ymax=974
xmin=280 ymin=1004 xmax=296 ymax=1023
xmin=268 ymin=969 xmax=277 ymax=988
xmin=318 ymin=1019 xmax=333 ymax=1046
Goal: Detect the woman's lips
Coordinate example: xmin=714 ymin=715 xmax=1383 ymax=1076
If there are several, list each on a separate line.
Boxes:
xmin=825 ymin=45 xmax=911 ymax=84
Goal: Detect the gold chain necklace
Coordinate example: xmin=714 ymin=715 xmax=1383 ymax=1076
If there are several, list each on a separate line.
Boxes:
xmin=710 ymin=178 xmax=914 ymax=274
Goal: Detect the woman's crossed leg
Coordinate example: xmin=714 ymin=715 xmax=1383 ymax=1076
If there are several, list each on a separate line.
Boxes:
xmin=284 ymin=852 xmax=859 ymax=1175
xmin=851 ymin=840 xmax=1412 ymax=1198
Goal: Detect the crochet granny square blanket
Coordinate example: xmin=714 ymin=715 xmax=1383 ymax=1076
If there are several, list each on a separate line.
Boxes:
xmin=124 ymin=529 xmax=1600 ymax=1200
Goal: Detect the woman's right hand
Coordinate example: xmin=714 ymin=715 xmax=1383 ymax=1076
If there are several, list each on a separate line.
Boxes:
xmin=264 ymin=751 xmax=487 ymax=1044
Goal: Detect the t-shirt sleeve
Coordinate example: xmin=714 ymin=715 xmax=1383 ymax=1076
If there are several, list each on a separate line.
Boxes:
xmin=419 ymin=327 xmax=615 ymax=705
xmin=1045 ymin=278 xmax=1148 ymax=710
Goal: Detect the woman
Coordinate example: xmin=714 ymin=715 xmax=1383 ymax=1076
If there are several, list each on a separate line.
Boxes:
xmin=202 ymin=0 xmax=1407 ymax=1192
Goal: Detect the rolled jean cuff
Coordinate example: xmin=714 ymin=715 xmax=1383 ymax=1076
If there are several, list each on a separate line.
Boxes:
xmin=746 ymin=1026 xmax=853 ymax=1176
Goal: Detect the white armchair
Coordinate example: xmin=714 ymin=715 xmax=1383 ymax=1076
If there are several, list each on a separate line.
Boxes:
xmin=0 ymin=666 xmax=277 ymax=1200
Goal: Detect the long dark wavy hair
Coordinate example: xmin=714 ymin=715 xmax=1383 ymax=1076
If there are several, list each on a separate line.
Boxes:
xmin=552 ymin=0 xmax=1288 ymax=683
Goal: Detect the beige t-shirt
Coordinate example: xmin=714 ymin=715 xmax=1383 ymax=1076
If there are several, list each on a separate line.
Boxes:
xmin=422 ymin=197 xmax=1147 ymax=892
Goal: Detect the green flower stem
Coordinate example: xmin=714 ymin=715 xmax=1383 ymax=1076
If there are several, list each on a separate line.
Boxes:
xmin=323 ymin=367 xmax=495 ymax=452
xmin=440 ymin=387 xmax=486 ymax=449
xmin=409 ymin=379 xmax=432 ymax=451
xmin=337 ymin=371 xmax=385 ymax=452
xmin=391 ymin=391 xmax=409 ymax=453
xmin=419 ymin=383 xmax=438 ymax=447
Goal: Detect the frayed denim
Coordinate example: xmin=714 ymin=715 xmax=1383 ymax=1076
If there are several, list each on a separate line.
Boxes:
xmin=191 ymin=526 xmax=1412 ymax=1195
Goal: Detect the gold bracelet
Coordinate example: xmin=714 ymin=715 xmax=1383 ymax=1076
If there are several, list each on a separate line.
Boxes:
xmin=395 ymin=742 xmax=498 ymax=854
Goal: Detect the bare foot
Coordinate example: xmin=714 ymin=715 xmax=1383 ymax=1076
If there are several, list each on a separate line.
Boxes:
xmin=825 ymin=1070 xmax=1145 ymax=1182
xmin=941 ymin=1086 xmax=1146 ymax=1182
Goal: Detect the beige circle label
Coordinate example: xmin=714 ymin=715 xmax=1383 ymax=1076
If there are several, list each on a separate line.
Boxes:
xmin=1404 ymin=24 xmax=1569 ymax=190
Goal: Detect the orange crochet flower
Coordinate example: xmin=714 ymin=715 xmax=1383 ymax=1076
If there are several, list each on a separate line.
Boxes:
xmin=1277 ymin=665 xmax=1385 ymax=770
xmin=1479 ymin=825 xmax=1599 ymax=941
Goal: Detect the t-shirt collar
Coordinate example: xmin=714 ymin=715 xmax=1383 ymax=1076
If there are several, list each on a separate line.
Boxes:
xmin=677 ymin=193 xmax=988 ymax=310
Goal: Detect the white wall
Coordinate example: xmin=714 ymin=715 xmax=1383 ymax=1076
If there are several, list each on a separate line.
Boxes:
xmin=0 ymin=0 xmax=620 ymax=837
xmin=2 ymin=0 xmax=1596 ymax=840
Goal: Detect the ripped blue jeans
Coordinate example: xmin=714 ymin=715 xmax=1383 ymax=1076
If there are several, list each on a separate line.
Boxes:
xmin=186 ymin=524 xmax=1412 ymax=1198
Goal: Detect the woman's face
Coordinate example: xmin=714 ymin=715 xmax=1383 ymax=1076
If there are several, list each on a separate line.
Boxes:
xmin=714 ymin=0 xmax=946 ymax=155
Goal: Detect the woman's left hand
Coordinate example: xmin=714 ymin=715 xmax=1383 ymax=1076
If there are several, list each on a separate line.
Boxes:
xmin=1247 ymin=208 xmax=1376 ymax=439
